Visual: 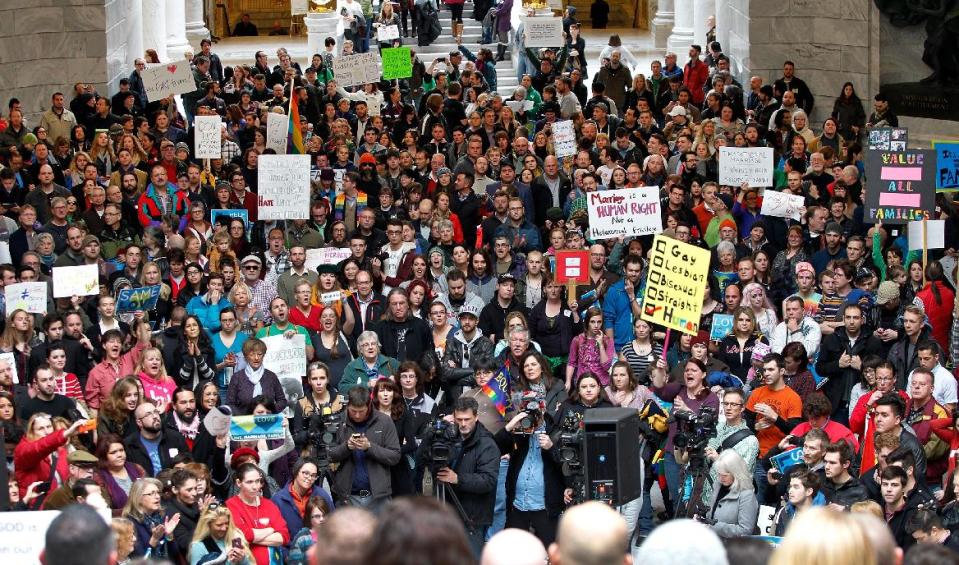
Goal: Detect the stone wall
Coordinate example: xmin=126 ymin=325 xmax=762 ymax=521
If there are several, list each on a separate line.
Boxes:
xmin=0 ymin=0 xmax=109 ymax=123
xmin=104 ymin=0 xmax=143 ymax=96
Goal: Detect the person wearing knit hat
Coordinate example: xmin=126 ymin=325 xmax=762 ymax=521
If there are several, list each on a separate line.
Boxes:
xmin=793 ymin=261 xmax=821 ymax=316
xmin=437 ymin=166 xmax=452 ymax=178
xmin=718 ymin=218 xmax=738 ymax=240
xmin=875 ymin=281 xmax=900 ymax=305
xmin=358 ymin=152 xmax=377 ymax=166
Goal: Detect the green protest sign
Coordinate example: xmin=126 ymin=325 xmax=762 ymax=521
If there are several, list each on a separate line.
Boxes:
xmin=381 ymin=47 xmax=413 ymax=80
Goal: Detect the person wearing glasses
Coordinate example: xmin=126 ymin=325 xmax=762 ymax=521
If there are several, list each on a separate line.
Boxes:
xmin=122 ymin=477 xmax=182 ymax=559
xmin=271 ymin=458 xmax=336 ymax=542
xmin=701 ymin=388 xmax=759 ymax=504
xmin=123 ymin=400 xmax=190 ymax=477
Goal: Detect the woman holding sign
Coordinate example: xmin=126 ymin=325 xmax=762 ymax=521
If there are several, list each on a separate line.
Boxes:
xmin=374 ymin=3 xmax=402 ymax=49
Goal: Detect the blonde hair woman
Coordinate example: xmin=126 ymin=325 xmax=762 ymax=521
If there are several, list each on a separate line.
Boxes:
xmin=111 ymin=517 xmax=136 ymax=565
xmin=122 ymin=477 xmax=181 ymax=559
xmin=704 ymin=449 xmax=758 ymax=538
xmin=188 ymin=504 xmax=254 ymax=565
xmin=13 ymin=413 xmax=85 ymax=501
xmin=228 ymin=281 xmax=264 ymax=337
xmin=770 ymin=507 xmax=877 ymax=565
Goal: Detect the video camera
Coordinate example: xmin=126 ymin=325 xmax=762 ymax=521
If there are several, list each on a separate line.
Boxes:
xmin=672 ymin=405 xmax=718 ymax=453
xmin=307 ymin=407 xmax=342 ymax=470
xmin=425 ymin=417 xmax=462 ymax=474
xmin=558 ymin=413 xmax=586 ymax=504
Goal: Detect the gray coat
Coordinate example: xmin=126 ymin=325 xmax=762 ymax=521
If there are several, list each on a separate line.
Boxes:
xmin=706 ymin=477 xmax=759 ymax=539
xmin=329 ymin=410 xmax=401 ymax=504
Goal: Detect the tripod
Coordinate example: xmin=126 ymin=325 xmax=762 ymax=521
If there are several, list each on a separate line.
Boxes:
xmin=675 ymin=449 xmax=711 ymax=519
xmin=431 ymin=468 xmax=475 ymax=530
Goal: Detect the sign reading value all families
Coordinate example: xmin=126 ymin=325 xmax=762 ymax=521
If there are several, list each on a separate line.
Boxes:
xmin=641 ymin=235 xmax=711 ymax=335
xmin=586 ymin=187 xmax=662 ymax=239
xmin=864 ymin=148 xmax=935 ymax=224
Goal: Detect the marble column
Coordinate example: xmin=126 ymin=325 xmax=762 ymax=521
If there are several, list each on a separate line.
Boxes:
xmin=693 ymin=0 xmax=714 ymax=46
xmin=141 ymin=0 xmax=168 ymax=61
xmin=666 ymin=0 xmax=695 ymax=53
xmin=651 ymin=0 xmax=674 ymax=49
xmin=166 ymin=0 xmax=193 ymax=61
xmin=184 ymin=0 xmax=211 ymax=51
xmin=306 ymin=11 xmax=340 ymax=58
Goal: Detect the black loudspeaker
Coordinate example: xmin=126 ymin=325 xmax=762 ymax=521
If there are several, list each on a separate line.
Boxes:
xmin=583 ymin=407 xmax=642 ymax=506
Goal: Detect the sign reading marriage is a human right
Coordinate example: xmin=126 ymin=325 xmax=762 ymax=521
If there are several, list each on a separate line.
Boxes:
xmin=586 ymin=187 xmax=662 ymax=239
xmin=641 ymin=235 xmax=711 ymax=335
xmin=257 ymin=154 xmax=311 ymax=220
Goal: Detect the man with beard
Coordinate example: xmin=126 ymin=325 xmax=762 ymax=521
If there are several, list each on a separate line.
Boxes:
xmin=353 ymin=208 xmax=388 ymax=258
xmin=816 ymin=303 xmax=883 ymax=422
xmin=29 ymin=314 xmax=93 ymax=386
xmin=436 ymin=270 xmax=485 ymax=323
xmin=276 ymin=245 xmax=318 ymax=307
xmin=374 ymin=289 xmax=432 ymax=364
xmin=19 ymin=364 xmax=77 ymax=421
xmin=125 ymin=401 xmax=190 ymax=477
xmin=163 ymin=387 xmax=216 ymax=463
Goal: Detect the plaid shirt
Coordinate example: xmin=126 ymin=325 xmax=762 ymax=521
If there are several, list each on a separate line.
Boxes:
xmin=263 ymin=250 xmax=291 ymax=287
xmin=221 ymin=139 xmax=241 ymax=163
xmin=248 ymin=278 xmax=278 ymax=325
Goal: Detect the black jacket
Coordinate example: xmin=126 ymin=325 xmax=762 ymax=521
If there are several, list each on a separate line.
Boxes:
xmin=494 ymin=420 xmax=569 ymax=518
xmin=373 ymin=316 xmax=432 ymax=365
xmin=164 ymin=497 xmax=200 ymax=562
xmin=821 ymin=475 xmax=868 ymax=509
xmin=815 ymin=329 xmax=883 ymax=409
xmin=123 ymin=428 xmax=190 ymax=477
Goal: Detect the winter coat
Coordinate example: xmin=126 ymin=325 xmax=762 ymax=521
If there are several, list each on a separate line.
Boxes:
xmin=440 ymin=330 xmax=495 ymax=399
xmin=123 ymin=428 xmax=190 ymax=477
xmin=226 ymin=367 xmax=288 ymax=416
xmin=341 ymin=354 xmax=400 ymax=393
xmin=706 ymin=480 xmax=759 ymax=538
xmin=329 ymin=410 xmax=401 ymax=503
xmin=418 ymin=423 xmax=501 ymax=525
xmin=815 ymin=328 xmax=883 ymax=409
xmin=271 ymin=482 xmax=335 ymax=541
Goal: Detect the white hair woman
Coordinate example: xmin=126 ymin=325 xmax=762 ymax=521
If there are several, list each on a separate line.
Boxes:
xmin=705 ymin=449 xmax=759 ymax=538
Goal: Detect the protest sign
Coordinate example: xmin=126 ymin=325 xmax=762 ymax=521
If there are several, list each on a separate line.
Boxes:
xmin=771 ymin=448 xmax=805 ymax=473
xmin=333 ymin=52 xmax=382 ymax=87
xmin=641 ymin=235 xmax=711 ymax=335
xmin=379 ymin=23 xmax=400 ymax=40
xmin=320 ymin=290 xmax=343 ymax=304
xmin=719 ymin=147 xmax=774 ymax=187
xmin=258 ymin=154 xmax=311 ymax=220
xmin=262 ymin=334 xmax=307 ymax=416
xmin=0 ymin=510 xmax=64 ymax=564
xmin=211 ymin=208 xmax=250 ymax=229
xmin=230 ymin=414 xmax=285 ymax=440
xmin=194 ymin=115 xmax=221 ymax=159
xmin=868 ymin=127 xmax=908 ymax=151
xmin=4 ymin=282 xmax=47 ymax=314
xmin=52 ymin=264 xmax=99 ymax=298
xmin=934 ymin=140 xmax=959 ymax=192
xmin=116 ymin=284 xmax=162 ymax=313
xmin=864 ymin=148 xmax=935 ymax=224
xmin=587 ymin=188 xmax=662 ymax=239
xmin=908 ymin=219 xmax=945 ymax=250
xmin=305 ymin=247 xmax=352 ymax=272
xmin=265 ymin=112 xmax=288 ymax=154
xmin=751 ymin=341 xmax=771 ymax=362
xmin=381 ymin=47 xmax=413 ymax=79
xmin=710 ymin=314 xmax=734 ymax=341
xmin=141 ymin=60 xmax=195 ymax=102
xmin=505 ymin=99 xmax=534 ymax=114
xmin=760 ymin=190 xmax=805 ymax=221
xmin=292 ymin=0 xmax=309 ymax=14
xmin=0 ymin=352 xmax=18 ymax=384
xmin=554 ymin=250 xmax=590 ymax=284
xmin=551 ymin=120 xmax=577 ymax=158
xmin=524 ymin=17 xmax=563 ymax=47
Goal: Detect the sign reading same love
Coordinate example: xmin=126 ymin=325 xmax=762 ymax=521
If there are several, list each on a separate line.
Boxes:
xmin=116 ymin=284 xmax=162 ymax=313
xmin=719 ymin=147 xmax=774 ymax=187
xmin=641 ymin=235 xmax=711 ymax=335
xmin=864 ymin=148 xmax=935 ymax=224
xmin=934 ymin=140 xmax=959 ymax=191
xmin=258 ymin=154 xmax=311 ymax=220
xmin=141 ymin=60 xmax=195 ymax=102
xmin=586 ymin=187 xmax=661 ymax=240
xmin=333 ymin=52 xmax=382 ymax=87
xmin=230 ymin=414 xmax=285 ymax=441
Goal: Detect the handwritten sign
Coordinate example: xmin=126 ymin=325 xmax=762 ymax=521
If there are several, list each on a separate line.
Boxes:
xmin=934 ymin=140 xmax=959 ymax=192
xmin=332 ymin=52 xmax=382 ymax=87
xmin=641 ymin=235 xmax=711 ymax=335
xmin=751 ymin=341 xmax=771 ymax=362
xmin=305 ymin=247 xmax=352 ymax=272
xmin=381 ymin=47 xmax=413 ymax=80
xmin=759 ymin=190 xmax=805 ymax=221
xmin=262 ymin=334 xmax=307 ymax=417
xmin=258 ymin=154 xmax=311 ymax=220
xmin=710 ymin=314 xmax=734 ymax=341
xmin=719 ymin=147 xmax=774 ymax=187
xmin=116 ymin=284 xmax=161 ymax=313
xmin=551 ymin=120 xmax=577 ymax=158
xmin=378 ymin=23 xmax=400 ymax=41
xmin=908 ymin=219 xmax=945 ymax=250
xmin=230 ymin=414 xmax=285 ymax=440
xmin=0 ymin=511 xmax=68 ymax=564
xmin=524 ymin=16 xmax=564 ymax=47
xmin=52 ymin=264 xmax=99 ymax=298
xmin=291 ymin=0 xmax=309 ymax=14
xmin=4 ymin=282 xmax=47 ymax=314
xmin=194 ymin=115 xmax=221 ymax=159
xmin=554 ymin=250 xmax=590 ymax=284
xmin=868 ymin=127 xmax=908 ymax=151
xmin=587 ymin=187 xmax=662 ymax=239
xmin=864 ymin=148 xmax=935 ymax=224
xmin=505 ymin=99 xmax=534 ymax=114
xmin=265 ymin=111 xmax=288 ymax=155
xmin=141 ymin=60 xmax=195 ymax=102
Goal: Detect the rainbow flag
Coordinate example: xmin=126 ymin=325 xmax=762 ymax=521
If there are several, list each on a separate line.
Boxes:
xmin=288 ymin=90 xmax=305 ymax=154
xmin=480 ymin=367 xmax=510 ymax=417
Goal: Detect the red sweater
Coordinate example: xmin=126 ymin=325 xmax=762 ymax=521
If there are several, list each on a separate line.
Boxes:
xmin=13 ymin=430 xmax=70 ymax=500
xmin=226 ymin=495 xmax=290 ymax=565
xmin=916 ymin=282 xmax=954 ymax=358
xmin=849 ymin=389 xmax=910 ymax=475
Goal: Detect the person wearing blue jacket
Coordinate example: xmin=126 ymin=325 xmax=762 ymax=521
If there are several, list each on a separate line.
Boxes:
xmin=603 ymin=253 xmax=645 ymax=350
xmin=271 ymin=458 xmax=336 ymax=541
xmin=186 ymin=273 xmax=231 ymax=333
xmin=773 ymin=467 xmax=828 ymax=536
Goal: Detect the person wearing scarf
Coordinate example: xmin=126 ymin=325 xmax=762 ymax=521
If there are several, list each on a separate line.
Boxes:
xmin=226 ymin=337 xmax=287 ymax=416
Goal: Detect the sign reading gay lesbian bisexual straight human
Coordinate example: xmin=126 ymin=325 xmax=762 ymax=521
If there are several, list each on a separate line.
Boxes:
xmin=641 ymin=235 xmax=711 ymax=335
xmin=864 ymin=148 xmax=935 ymax=224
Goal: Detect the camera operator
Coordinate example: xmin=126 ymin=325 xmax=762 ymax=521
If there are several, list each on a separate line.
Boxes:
xmin=494 ymin=395 xmax=571 ymax=548
xmin=329 ymin=386 xmax=401 ymax=510
xmin=420 ymin=397 xmax=501 ymax=557
xmin=700 ymin=388 xmax=759 ymax=505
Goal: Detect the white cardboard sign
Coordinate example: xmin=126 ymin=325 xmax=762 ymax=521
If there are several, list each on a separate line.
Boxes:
xmin=719 ymin=146 xmax=774 ymax=188
xmin=587 ymin=187 xmax=663 ymax=239
xmin=257 ymin=154 xmax=311 ymax=220
xmin=524 ymin=17 xmax=564 ymax=48
xmin=141 ymin=60 xmax=195 ymax=102
xmin=193 ymin=115 xmax=222 ymax=159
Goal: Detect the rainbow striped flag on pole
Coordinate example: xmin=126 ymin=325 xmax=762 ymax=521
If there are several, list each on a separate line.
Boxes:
xmin=480 ymin=367 xmax=511 ymax=417
xmin=287 ymin=79 xmax=305 ymax=154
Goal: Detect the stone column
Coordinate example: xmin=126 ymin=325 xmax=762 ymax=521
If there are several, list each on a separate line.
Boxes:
xmin=667 ymin=0 xmax=695 ymax=53
xmin=141 ymin=0 xmax=168 ymax=61
xmin=306 ymin=11 xmax=340 ymax=57
xmin=166 ymin=0 xmax=193 ymax=61
xmin=185 ymin=0 xmax=211 ymax=51
xmin=693 ymin=0 xmax=714 ymax=46
xmin=651 ymin=0 xmax=674 ymax=49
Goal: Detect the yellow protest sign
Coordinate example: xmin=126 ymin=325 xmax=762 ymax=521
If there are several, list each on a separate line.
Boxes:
xmin=641 ymin=235 xmax=711 ymax=335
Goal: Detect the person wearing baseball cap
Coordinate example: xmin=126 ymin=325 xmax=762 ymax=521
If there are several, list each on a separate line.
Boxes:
xmin=441 ymin=301 xmax=494 ymax=399
xmin=811 ymin=221 xmax=847 ymax=274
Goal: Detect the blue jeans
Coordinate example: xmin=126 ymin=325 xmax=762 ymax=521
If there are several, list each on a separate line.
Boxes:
xmin=486 ymin=457 xmax=509 ymax=540
xmin=663 ymin=452 xmax=682 ymax=506
xmin=754 ymin=459 xmax=770 ymax=506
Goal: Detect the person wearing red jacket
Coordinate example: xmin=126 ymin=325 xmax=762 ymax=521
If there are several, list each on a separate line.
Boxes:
xmin=13 ymin=415 xmax=85 ymax=502
xmin=682 ymin=45 xmax=709 ymax=106
xmin=916 ymin=263 xmax=955 ymax=357
xmin=849 ymin=362 xmax=909 ymax=475
xmin=137 ymin=164 xmax=190 ymax=228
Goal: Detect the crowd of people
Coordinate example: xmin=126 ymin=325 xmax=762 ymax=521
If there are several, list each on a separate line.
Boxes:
xmin=0 ymin=8 xmax=955 ymax=564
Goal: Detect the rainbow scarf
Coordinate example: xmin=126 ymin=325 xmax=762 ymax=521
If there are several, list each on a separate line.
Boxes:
xmin=480 ymin=367 xmax=510 ymax=417
xmin=288 ymin=94 xmax=305 ymax=154
xmin=333 ymin=191 xmax=368 ymax=221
